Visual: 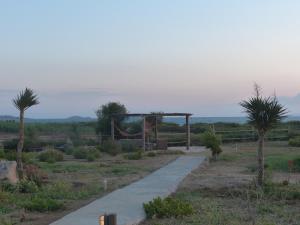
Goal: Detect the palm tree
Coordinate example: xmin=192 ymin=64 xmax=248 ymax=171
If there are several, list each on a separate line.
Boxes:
xmin=240 ymin=84 xmax=286 ymax=186
xmin=13 ymin=88 xmax=39 ymax=178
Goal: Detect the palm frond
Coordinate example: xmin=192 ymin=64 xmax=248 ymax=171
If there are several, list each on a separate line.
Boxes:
xmin=240 ymin=95 xmax=287 ymax=132
xmin=13 ymin=88 xmax=39 ymax=111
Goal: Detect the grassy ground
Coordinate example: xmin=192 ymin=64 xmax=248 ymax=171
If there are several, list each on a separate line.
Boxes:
xmin=141 ymin=141 xmax=300 ymax=225
xmin=0 ymin=150 xmax=179 ymax=225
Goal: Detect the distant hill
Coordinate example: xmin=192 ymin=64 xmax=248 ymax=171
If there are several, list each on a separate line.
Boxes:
xmin=0 ymin=115 xmax=96 ymax=123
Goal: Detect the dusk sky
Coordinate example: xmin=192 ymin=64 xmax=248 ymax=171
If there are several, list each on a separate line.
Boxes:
xmin=1 ymin=1 xmax=300 ymax=118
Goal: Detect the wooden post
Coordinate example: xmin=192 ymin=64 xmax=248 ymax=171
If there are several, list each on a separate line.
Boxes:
xmin=142 ymin=116 xmax=146 ymax=151
xmin=186 ymin=115 xmax=190 ymax=150
xmin=111 ymin=118 xmax=115 ymax=141
xmin=155 ymin=116 xmax=158 ymax=144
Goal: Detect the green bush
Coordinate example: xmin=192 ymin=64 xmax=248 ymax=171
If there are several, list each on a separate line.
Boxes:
xmin=22 ymin=197 xmax=63 ymax=212
xmin=143 ymin=196 xmax=194 ymax=219
xmin=2 ymin=151 xmax=34 ymax=163
xmin=288 ymin=136 xmax=300 ymax=147
xmin=294 ymin=158 xmax=300 ymax=172
xmin=73 ymin=148 xmax=88 ymax=159
xmin=24 ymin=164 xmax=47 ymax=186
xmin=1 ymin=182 xmax=17 ymax=193
xmin=124 ymin=150 xmax=143 ymax=160
xmin=17 ymin=180 xmax=39 ymax=193
xmin=101 ymin=139 xmax=122 ymax=156
xmin=0 ymin=149 xmax=5 ymax=159
xmin=87 ymin=154 xmax=96 ymax=161
xmin=89 ymin=148 xmax=100 ymax=158
xmin=38 ymin=149 xmax=64 ymax=163
xmin=121 ymin=141 xmax=139 ymax=153
xmin=201 ymin=131 xmax=222 ymax=160
xmin=146 ymin=152 xmax=156 ymax=157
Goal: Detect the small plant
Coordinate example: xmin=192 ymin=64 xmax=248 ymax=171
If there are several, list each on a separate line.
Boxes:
xmin=101 ymin=139 xmax=122 ymax=156
xmin=87 ymin=154 xmax=96 ymax=161
xmin=288 ymin=136 xmax=300 ymax=147
xmin=146 ymin=152 xmax=156 ymax=157
xmin=121 ymin=141 xmax=139 ymax=153
xmin=143 ymin=196 xmax=194 ymax=219
xmin=24 ymin=164 xmax=47 ymax=186
xmin=201 ymin=131 xmax=222 ymax=160
xmin=73 ymin=148 xmax=88 ymax=159
xmin=294 ymin=158 xmax=300 ymax=172
xmin=0 ymin=148 xmax=5 ymax=159
xmin=1 ymin=182 xmax=17 ymax=193
xmin=124 ymin=150 xmax=143 ymax=160
xmin=17 ymin=179 xmax=39 ymax=193
xmin=38 ymin=149 xmax=64 ymax=163
xmin=22 ymin=196 xmax=63 ymax=212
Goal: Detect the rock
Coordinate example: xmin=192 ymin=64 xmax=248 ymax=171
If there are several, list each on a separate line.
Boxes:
xmin=0 ymin=160 xmax=18 ymax=184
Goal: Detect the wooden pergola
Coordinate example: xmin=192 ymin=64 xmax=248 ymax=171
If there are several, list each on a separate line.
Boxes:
xmin=111 ymin=113 xmax=192 ymax=151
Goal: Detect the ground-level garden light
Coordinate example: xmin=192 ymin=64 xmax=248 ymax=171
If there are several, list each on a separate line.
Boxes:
xmin=99 ymin=214 xmax=117 ymax=225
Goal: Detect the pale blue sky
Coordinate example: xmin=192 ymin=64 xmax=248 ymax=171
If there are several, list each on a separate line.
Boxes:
xmin=1 ymin=1 xmax=300 ymax=118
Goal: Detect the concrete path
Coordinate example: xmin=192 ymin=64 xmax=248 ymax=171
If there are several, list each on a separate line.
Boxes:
xmin=50 ymin=156 xmax=206 ymax=225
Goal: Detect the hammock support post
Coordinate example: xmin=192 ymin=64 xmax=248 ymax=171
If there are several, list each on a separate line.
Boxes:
xmin=111 ymin=118 xmax=115 ymax=141
xmin=142 ymin=116 xmax=146 ymax=151
xmin=154 ymin=116 xmax=158 ymax=144
xmin=186 ymin=115 xmax=190 ymax=150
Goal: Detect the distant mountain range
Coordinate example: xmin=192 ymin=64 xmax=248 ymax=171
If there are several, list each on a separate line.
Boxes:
xmin=1 ymin=115 xmax=300 ymax=124
xmin=0 ymin=115 xmax=96 ymax=123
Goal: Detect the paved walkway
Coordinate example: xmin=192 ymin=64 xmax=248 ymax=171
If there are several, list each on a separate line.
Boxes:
xmin=50 ymin=156 xmax=206 ymax=225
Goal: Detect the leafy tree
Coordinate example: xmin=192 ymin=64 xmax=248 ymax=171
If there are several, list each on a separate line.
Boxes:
xmin=201 ymin=131 xmax=222 ymax=160
xmin=95 ymin=102 xmax=127 ymax=139
xmin=13 ymin=88 xmax=39 ymax=178
xmin=240 ymin=84 xmax=287 ymax=186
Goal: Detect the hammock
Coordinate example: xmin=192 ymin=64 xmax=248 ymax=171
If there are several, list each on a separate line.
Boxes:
xmin=114 ymin=124 xmax=143 ymax=137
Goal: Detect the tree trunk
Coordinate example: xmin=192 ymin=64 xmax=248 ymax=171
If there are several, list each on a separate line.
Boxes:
xmin=257 ymin=132 xmax=265 ymax=186
xmin=16 ymin=110 xmax=25 ymax=179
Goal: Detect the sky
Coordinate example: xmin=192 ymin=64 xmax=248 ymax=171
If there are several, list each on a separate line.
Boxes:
xmin=1 ymin=0 xmax=300 ymax=118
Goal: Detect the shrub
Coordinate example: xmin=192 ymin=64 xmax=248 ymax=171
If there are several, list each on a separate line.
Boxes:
xmin=87 ymin=154 xmax=96 ymax=161
xmin=65 ymin=147 xmax=73 ymax=155
xmin=38 ymin=149 xmax=63 ymax=163
xmin=294 ymin=157 xmax=300 ymax=172
xmin=101 ymin=139 xmax=122 ymax=156
xmin=73 ymin=148 xmax=88 ymax=159
xmin=289 ymin=137 xmax=300 ymax=147
xmin=147 ymin=152 xmax=156 ymax=157
xmin=143 ymin=196 xmax=194 ymax=219
xmin=17 ymin=180 xmax=39 ymax=193
xmin=22 ymin=197 xmax=63 ymax=212
xmin=3 ymin=151 xmax=34 ymax=163
xmin=40 ymin=182 xmax=73 ymax=200
xmin=121 ymin=141 xmax=139 ymax=153
xmin=88 ymin=148 xmax=101 ymax=158
xmin=24 ymin=164 xmax=48 ymax=186
xmin=0 ymin=149 xmax=5 ymax=159
xmin=124 ymin=150 xmax=143 ymax=160
xmin=201 ymin=131 xmax=222 ymax=160
xmin=1 ymin=182 xmax=17 ymax=193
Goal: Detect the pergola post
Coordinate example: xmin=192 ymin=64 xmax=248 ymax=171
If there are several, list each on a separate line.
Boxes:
xmin=142 ymin=116 xmax=146 ymax=151
xmin=111 ymin=117 xmax=115 ymax=141
xmin=186 ymin=115 xmax=190 ymax=150
xmin=154 ymin=116 xmax=158 ymax=144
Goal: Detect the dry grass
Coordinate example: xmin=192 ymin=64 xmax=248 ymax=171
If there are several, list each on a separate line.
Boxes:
xmin=141 ymin=141 xmax=300 ymax=225
xmin=0 ymin=152 xmax=178 ymax=225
